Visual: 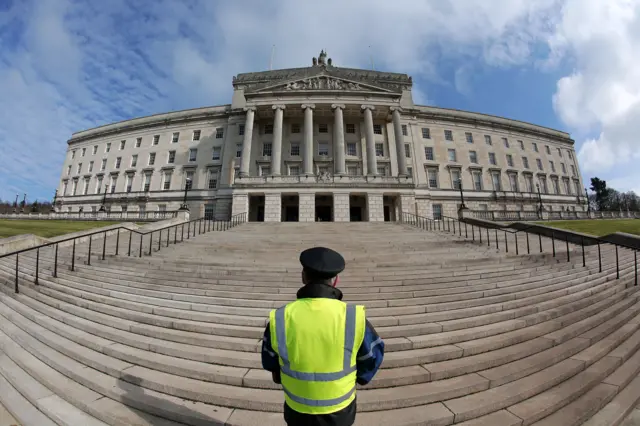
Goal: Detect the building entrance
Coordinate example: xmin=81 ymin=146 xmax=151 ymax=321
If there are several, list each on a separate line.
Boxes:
xmin=315 ymin=194 xmax=333 ymax=222
xmin=281 ymin=194 xmax=299 ymax=222
xmin=383 ymin=195 xmax=398 ymax=222
xmin=248 ymin=195 xmax=265 ymax=222
xmin=349 ymin=194 xmax=367 ymax=222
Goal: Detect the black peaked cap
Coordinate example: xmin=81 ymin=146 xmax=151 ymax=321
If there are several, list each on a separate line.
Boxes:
xmin=300 ymin=247 xmax=345 ymax=279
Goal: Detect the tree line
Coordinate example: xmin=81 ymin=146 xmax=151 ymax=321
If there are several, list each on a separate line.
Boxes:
xmin=0 ymin=199 xmax=54 ymax=214
xmin=589 ymin=177 xmax=639 ymax=212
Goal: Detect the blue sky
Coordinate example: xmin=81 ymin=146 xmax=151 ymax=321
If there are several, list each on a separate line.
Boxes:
xmin=1 ymin=0 xmax=639 ymax=203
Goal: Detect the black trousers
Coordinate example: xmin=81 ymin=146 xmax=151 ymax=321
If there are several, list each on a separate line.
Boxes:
xmin=284 ymin=399 xmax=356 ymax=426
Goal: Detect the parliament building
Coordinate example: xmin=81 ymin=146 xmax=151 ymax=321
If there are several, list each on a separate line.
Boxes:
xmin=56 ymin=50 xmax=586 ymax=222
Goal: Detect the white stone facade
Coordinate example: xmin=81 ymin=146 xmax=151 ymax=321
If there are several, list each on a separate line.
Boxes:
xmin=56 ymin=50 xmax=586 ymax=222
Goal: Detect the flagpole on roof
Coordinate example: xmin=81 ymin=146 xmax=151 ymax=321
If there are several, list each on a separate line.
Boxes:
xmin=369 ymin=45 xmax=375 ymax=70
xmin=269 ymin=44 xmax=275 ymax=70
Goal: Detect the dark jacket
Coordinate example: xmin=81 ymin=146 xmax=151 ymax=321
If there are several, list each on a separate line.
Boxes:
xmin=261 ymin=283 xmax=384 ymax=426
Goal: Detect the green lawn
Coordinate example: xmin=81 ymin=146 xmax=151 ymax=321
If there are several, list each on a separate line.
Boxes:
xmin=0 ymin=220 xmax=131 ymax=239
xmin=537 ymin=219 xmax=640 ymax=237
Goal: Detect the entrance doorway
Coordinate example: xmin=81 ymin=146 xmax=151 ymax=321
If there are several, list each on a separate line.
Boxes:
xmin=315 ymin=194 xmax=333 ymax=222
xmin=281 ymin=194 xmax=299 ymax=222
xmin=383 ymin=195 xmax=399 ymax=222
xmin=248 ymin=195 xmax=265 ymax=222
xmin=349 ymin=194 xmax=367 ymax=222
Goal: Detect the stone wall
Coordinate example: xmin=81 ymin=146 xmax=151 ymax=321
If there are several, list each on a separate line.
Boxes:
xmin=264 ymin=194 xmax=281 ymax=222
xmin=367 ymin=194 xmax=384 ymax=222
xmin=299 ymin=193 xmax=315 ymax=222
xmin=231 ymin=194 xmax=248 ymax=218
xmin=333 ymin=193 xmax=350 ymax=222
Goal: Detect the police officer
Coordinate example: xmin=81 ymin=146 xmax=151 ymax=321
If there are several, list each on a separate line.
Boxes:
xmin=261 ymin=247 xmax=385 ymax=426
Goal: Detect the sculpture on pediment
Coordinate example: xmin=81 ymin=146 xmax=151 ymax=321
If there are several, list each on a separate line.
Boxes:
xmin=283 ymin=77 xmax=364 ymax=91
xmin=312 ymin=49 xmax=332 ymax=67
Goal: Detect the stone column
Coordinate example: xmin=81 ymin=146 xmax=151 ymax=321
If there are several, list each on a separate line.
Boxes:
xmin=333 ymin=192 xmax=350 ymax=222
xmin=367 ymin=193 xmax=384 ymax=222
xmin=391 ymin=107 xmax=407 ymax=176
xmin=332 ymin=104 xmax=346 ymax=175
xmin=362 ymin=105 xmax=377 ymax=175
xmin=299 ymin=193 xmax=315 ymax=222
xmin=302 ymin=104 xmax=315 ymax=175
xmin=239 ymin=107 xmax=255 ymax=177
xmin=271 ymin=105 xmax=285 ymax=176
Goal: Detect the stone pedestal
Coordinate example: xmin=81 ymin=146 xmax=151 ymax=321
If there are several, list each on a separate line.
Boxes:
xmin=299 ymin=193 xmax=315 ymax=222
xmin=264 ymin=194 xmax=281 ymax=222
xmin=231 ymin=194 xmax=248 ymax=217
xmin=367 ymin=194 xmax=384 ymax=222
xmin=459 ymin=207 xmax=472 ymax=220
xmin=176 ymin=209 xmax=190 ymax=221
xmin=333 ymin=193 xmax=350 ymax=222
xmin=97 ymin=211 xmax=107 ymax=221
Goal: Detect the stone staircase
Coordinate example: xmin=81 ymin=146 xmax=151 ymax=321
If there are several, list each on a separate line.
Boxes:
xmin=0 ymin=221 xmax=638 ymax=425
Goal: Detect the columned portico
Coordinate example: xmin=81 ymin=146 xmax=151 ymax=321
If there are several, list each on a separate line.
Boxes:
xmin=239 ymin=107 xmax=255 ymax=177
xmin=271 ymin=105 xmax=285 ymax=176
xmin=391 ymin=107 xmax=407 ymax=176
xmin=332 ymin=104 xmax=346 ymax=175
xmin=362 ymin=105 xmax=377 ymax=175
xmin=302 ymin=104 xmax=315 ymax=175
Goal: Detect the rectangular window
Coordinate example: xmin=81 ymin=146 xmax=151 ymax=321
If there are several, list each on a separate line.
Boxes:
xmin=168 ymin=151 xmax=176 ymax=164
xmin=571 ymin=165 xmax=576 ymax=176
xmin=289 ymin=165 xmax=300 ymax=176
xmin=346 ymin=123 xmax=356 ymax=134
xmin=110 ymin=177 xmax=117 ymax=193
xmin=549 ymin=161 xmax=555 ymax=173
xmin=524 ymin=175 xmax=533 ymax=192
xmin=144 ymin=174 xmax=151 ymax=192
xmin=473 ymin=171 xmax=482 ymax=191
xmin=172 ymin=132 xmax=179 ymax=143
xmin=537 ymin=158 xmax=543 ymax=171
xmin=212 ymin=146 xmax=221 ymax=160
xmin=492 ymin=172 xmax=502 ymax=191
xmin=81 ymin=148 xmax=86 ymax=157
xmin=126 ymin=175 xmax=133 ymax=193
xmin=135 ymin=138 xmax=142 ymax=148
xmin=484 ymin=135 xmax=492 ymax=145
xmin=158 ymin=204 xmax=167 ymax=212
xmin=427 ymin=168 xmax=438 ymax=188
xmin=72 ymin=180 xmax=78 ymax=195
xmin=465 ymin=132 xmax=474 ymax=144
xmin=291 ymin=123 xmax=301 ymax=134
xmin=318 ymin=142 xmax=329 ymax=156
xmin=77 ymin=163 xmax=82 ymax=174
xmin=318 ymin=123 xmax=328 ymax=133
xmin=120 ymin=140 xmax=126 ymax=150
xmin=193 ymin=130 xmax=201 ymax=141
xmin=163 ymin=173 xmax=171 ymax=190
xmin=561 ymin=163 xmax=566 ymax=174
xmin=404 ymin=144 xmax=411 ymax=158
xmin=503 ymin=137 xmax=509 ymax=148
xmin=447 ymin=148 xmax=457 ymax=162
xmin=557 ymin=148 xmax=562 ymax=157
xmin=148 ymin=152 xmax=156 ymax=166
xmin=574 ymin=180 xmax=580 ymax=195
xmin=106 ymin=143 xmax=111 ymax=153
xmin=401 ymin=125 xmax=408 ymax=136
xmin=518 ymin=140 xmax=524 ymax=150
xmin=432 ymin=204 xmax=442 ymax=220
xmin=71 ymin=150 xmax=76 ymax=159
xmin=215 ymin=128 xmax=224 ymax=139
xmin=62 ymin=181 xmax=69 ymax=195
xmin=115 ymin=158 xmax=121 ymax=169
xmin=83 ymin=179 xmax=89 ymax=195
xmin=208 ymin=174 xmax=217 ymax=189
xmin=238 ymin=124 xmax=245 ymax=136
xmin=469 ymin=150 xmax=478 ymax=163
xmin=424 ymin=147 xmax=434 ymax=161
xmin=346 ymin=143 xmax=356 ymax=156
xmin=263 ymin=143 xmax=273 ymax=157
xmin=451 ymin=169 xmax=461 ymax=189
xmin=185 ymin=172 xmax=194 ymax=190
xmin=189 ymin=149 xmax=197 ymax=162
xmin=373 ymin=124 xmax=382 ymax=135
xmin=532 ymin=142 xmax=538 ymax=152
xmin=264 ymin=124 xmax=273 ymax=134
xmin=553 ymin=178 xmax=560 ymax=194
xmin=67 ymin=165 xmax=71 ymax=175
xmin=92 ymin=145 xmax=98 ymax=155
xmin=260 ymin=166 xmax=270 ymax=176
xmin=545 ymin=145 xmax=551 ymax=154
xmin=236 ymin=144 xmax=242 ymax=158
xmin=101 ymin=159 xmax=106 ymax=171
xmin=509 ymin=174 xmax=518 ymax=192
xmin=347 ymin=166 xmax=358 ymax=176
xmin=422 ymin=128 xmax=431 ymax=139
xmin=444 ymin=130 xmax=453 ymax=141
xmin=489 ymin=153 xmax=496 ymax=165
xmin=89 ymin=161 xmax=94 ymax=172
xmin=564 ymin=179 xmax=571 ymax=195
xmin=540 ymin=177 xmax=548 ymax=194
xmin=506 ymin=154 xmax=514 ymax=167
xmin=568 ymin=151 xmax=573 ymax=160
xmin=290 ymin=142 xmax=300 ymax=156
xmin=522 ymin=157 xmax=529 ymax=169
xmin=131 ymin=155 xmax=138 ymax=167
xmin=95 ymin=178 xmax=102 ymax=194
xmin=407 ymin=166 xmax=413 ymax=177
xmin=375 ymin=143 xmax=384 ymax=157
xmin=377 ymin=166 xmax=387 ymax=176
xmin=153 ymin=135 xmax=160 ymax=145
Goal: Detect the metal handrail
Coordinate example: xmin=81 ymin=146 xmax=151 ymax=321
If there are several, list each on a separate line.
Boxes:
xmin=0 ymin=212 xmax=248 ymax=294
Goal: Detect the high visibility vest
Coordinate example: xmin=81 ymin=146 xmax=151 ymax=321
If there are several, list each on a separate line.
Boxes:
xmin=269 ymin=298 xmax=366 ymax=415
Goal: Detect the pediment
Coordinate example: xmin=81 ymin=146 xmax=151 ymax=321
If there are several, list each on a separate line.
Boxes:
xmin=249 ymin=75 xmax=395 ymax=94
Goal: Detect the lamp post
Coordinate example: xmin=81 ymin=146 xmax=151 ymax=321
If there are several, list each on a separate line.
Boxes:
xmin=51 ymin=190 xmax=58 ymax=212
xmin=180 ymin=178 xmax=192 ymax=211
xmin=13 ymin=194 xmax=18 ymax=213
xmin=536 ymin=183 xmax=543 ymax=217
xmin=98 ymin=184 xmax=108 ymax=212
xmin=458 ymin=178 xmax=466 ymax=209
xmin=20 ymin=193 xmax=26 ymax=213
xmin=584 ymin=187 xmax=590 ymax=214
